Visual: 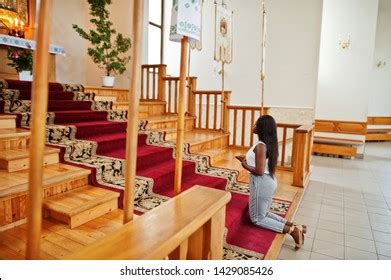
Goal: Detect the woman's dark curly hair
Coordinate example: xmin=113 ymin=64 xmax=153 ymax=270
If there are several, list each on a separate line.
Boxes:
xmin=255 ymin=115 xmax=278 ymax=176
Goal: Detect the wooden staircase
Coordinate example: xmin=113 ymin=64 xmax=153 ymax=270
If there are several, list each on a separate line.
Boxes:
xmin=0 ymin=114 xmax=119 ymax=232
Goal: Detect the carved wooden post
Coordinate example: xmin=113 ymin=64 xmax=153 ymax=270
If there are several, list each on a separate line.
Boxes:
xmin=222 ymin=91 xmax=231 ymax=133
xmin=187 ymin=77 xmax=197 ymax=116
xmin=157 ymin=64 xmax=167 ymax=103
xmin=26 ymin=0 xmax=52 ymax=260
xmin=292 ymin=125 xmax=314 ymax=187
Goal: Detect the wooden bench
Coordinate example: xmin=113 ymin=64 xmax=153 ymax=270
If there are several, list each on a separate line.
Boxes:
xmin=312 ymin=120 xmax=367 ymax=158
xmin=366 ymin=117 xmax=391 ymax=141
xmin=68 ymin=186 xmax=231 ymax=260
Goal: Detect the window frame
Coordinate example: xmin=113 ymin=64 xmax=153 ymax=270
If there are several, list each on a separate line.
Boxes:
xmin=148 ymin=0 xmax=164 ymax=64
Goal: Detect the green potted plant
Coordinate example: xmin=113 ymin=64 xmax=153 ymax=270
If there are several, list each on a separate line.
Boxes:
xmin=72 ymin=0 xmax=131 ymax=87
xmin=7 ymin=46 xmax=33 ymax=81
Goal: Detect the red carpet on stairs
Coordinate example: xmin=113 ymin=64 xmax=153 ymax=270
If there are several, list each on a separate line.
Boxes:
xmin=0 ymin=79 xmax=292 ymax=260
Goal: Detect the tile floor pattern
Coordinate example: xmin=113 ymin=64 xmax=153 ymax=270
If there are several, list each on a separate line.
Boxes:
xmin=278 ymin=142 xmax=391 ymax=260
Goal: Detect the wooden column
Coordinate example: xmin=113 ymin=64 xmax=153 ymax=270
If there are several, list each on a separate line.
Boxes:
xmin=174 ymin=37 xmax=189 ymax=195
xmin=123 ymin=0 xmax=143 ymax=223
xmin=26 ymin=0 xmax=52 ymax=260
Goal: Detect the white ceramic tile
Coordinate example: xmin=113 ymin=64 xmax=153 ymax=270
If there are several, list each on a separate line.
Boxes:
xmin=312 ymin=239 xmax=344 ymax=259
xmin=317 ymin=219 xmax=344 ymax=234
xmin=277 ymin=245 xmax=311 ymax=260
xmin=344 ymin=225 xmax=373 ymax=240
xmin=373 ymin=231 xmax=391 ymax=245
xmin=370 ymin=222 xmax=391 ymax=234
xmin=310 ymin=252 xmax=339 ymax=260
xmin=315 ymin=229 xmax=344 ymax=245
xmin=345 ymin=235 xmax=377 ymax=253
xmin=345 ymin=247 xmax=378 ymax=260
xmin=375 ymin=242 xmax=391 ymax=257
xmin=319 ymin=213 xmax=344 ymax=224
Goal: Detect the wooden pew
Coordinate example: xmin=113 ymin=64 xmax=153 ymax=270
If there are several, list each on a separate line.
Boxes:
xmin=68 ymin=186 xmax=231 ymax=260
xmin=312 ymin=120 xmax=367 ymax=158
xmin=366 ymin=117 xmax=391 ymax=142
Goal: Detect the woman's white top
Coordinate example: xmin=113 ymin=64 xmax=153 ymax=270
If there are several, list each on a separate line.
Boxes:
xmin=245 ymin=141 xmax=269 ymax=174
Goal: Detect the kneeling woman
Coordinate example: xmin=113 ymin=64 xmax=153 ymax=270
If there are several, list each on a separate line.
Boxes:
xmin=237 ymin=115 xmax=306 ymax=250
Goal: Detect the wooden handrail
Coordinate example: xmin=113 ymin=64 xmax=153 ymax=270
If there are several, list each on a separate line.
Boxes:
xmin=193 ymin=90 xmax=232 ymax=95
xmin=68 ymin=186 xmax=231 ymax=260
xmin=142 ymin=64 xmax=167 ymax=68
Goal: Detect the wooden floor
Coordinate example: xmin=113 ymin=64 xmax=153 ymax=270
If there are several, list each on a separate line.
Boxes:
xmin=0 ymin=146 xmax=303 ymax=260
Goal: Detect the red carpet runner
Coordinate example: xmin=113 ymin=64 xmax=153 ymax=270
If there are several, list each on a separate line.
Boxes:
xmin=0 ymin=79 xmax=291 ymax=260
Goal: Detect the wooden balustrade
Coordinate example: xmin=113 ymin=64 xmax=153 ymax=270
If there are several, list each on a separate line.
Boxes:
xmin=163 ymin=76 xmax=197 ymax=114
xmin=68 ymin=186 xmax=231 ymax=260
xmin=141 ymin=64 xmax=166 ymax=101
xmin=192 ymin=90 xmax=231 ymax=131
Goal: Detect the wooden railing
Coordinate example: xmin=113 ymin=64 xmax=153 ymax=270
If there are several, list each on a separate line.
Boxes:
xmin=163 ymin=76 xmax=197 ymax=114
xmin=226 ymin=105 xmax=313 ymax=187
xmin=192 ymin=90 xmax=231 ymax=131
xmin=68 ymin=186 xmax=231 ymax=260
xmin=141 ymin=64 xmax=166 ymax=101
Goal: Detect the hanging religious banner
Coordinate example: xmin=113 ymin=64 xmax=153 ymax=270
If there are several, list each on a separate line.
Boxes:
xmin=170 ymin=0 xmax=202 ymax=44
xmin=189 ymin=0 xmax=203 ymax=51
xmin=214 ymin=4 xmax=233 ymax=64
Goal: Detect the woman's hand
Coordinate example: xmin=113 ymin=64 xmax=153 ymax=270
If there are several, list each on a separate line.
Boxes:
xmin=235 ymin=155 xmax=245 ymax=162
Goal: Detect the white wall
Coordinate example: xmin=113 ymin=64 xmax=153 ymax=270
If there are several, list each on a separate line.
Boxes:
xmin=369 ymin=0 xmax=391 ymax=117
xmin=50 ymin=0 xmax=87 ymax=84
xmin=84 ymin=0 xmax=133 ymax=88
xmin=315 ymin=0 xmax=379 ymax=122
xmin=162 ymin=0 xmax=323 ymax=108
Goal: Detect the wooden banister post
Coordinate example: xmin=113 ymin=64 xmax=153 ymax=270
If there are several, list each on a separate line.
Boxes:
xmin=174 ymin=37 xmax=189 ymax=195
xmin=26 ymin=0 xmax=52 ymax=260
xmin=157 ymin=64 xmax=167 ymax=103
xmin=187 ymin=77 xmax=197 ymax=116
xmin=292 ymin=125 xmax=314 ymax=187
xmin=222 ymin=91 xmax=231 ymax=133
xmin=123 ymin=0 xmax=143 ymax=224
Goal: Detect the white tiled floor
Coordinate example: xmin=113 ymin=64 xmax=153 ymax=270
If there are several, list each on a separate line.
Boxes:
xmin=278 ymin=142 xmax=391 ymax=260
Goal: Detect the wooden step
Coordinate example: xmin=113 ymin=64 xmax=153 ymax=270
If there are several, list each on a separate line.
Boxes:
xmin=198 ymin=148 xmax=229 ymax=165
xmin=0 ymin=146 xmax=59 ymax=172
xmin=0 ymin=128 xmax=30 ymax=151
xmin=0 ymin=163 xmax=91 ymax=230
xmin=43 ymin=186 xmax=120 ymax=229
xmin=94 ymin=95 xmax=117 ymax=102
xmin=184 ymin=130 xmax=229 ymax=153
xmin=113 ymin=101 xmax=166 ymax=118
xmin=145 ymin=114 xmax=195 ymax=131
xmin=0 ymin=114 xmax=16 ymax=129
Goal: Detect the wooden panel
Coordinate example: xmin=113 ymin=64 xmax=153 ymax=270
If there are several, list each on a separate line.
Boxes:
xmin=366 ymin=133 xmax=391 ymax=141
xmin=312 ymin=143 xmax=357 ymax=157
xmin=367 ymin=116 xmax=391 ymax=125
xmin=314 ymin=120 xmax=367 ymax=135
xmin=69 ymin=186 xmax=231 ymax=260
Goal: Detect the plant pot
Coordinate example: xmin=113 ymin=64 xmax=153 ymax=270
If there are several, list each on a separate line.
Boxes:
xmin=19 ymin=71 xmax=33 ymax=81
xmin=101 ymin=76 xmax=115 ymax=87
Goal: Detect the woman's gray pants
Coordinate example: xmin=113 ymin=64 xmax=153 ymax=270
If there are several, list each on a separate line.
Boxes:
xmin=249 ymin=174 xmax=287 ymax=233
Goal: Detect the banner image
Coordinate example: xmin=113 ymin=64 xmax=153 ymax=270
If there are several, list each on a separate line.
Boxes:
xmin=214 ymin=4 xmax=233 ymax=63
xmin=169 ymin=0 xmax=202 ymax=44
